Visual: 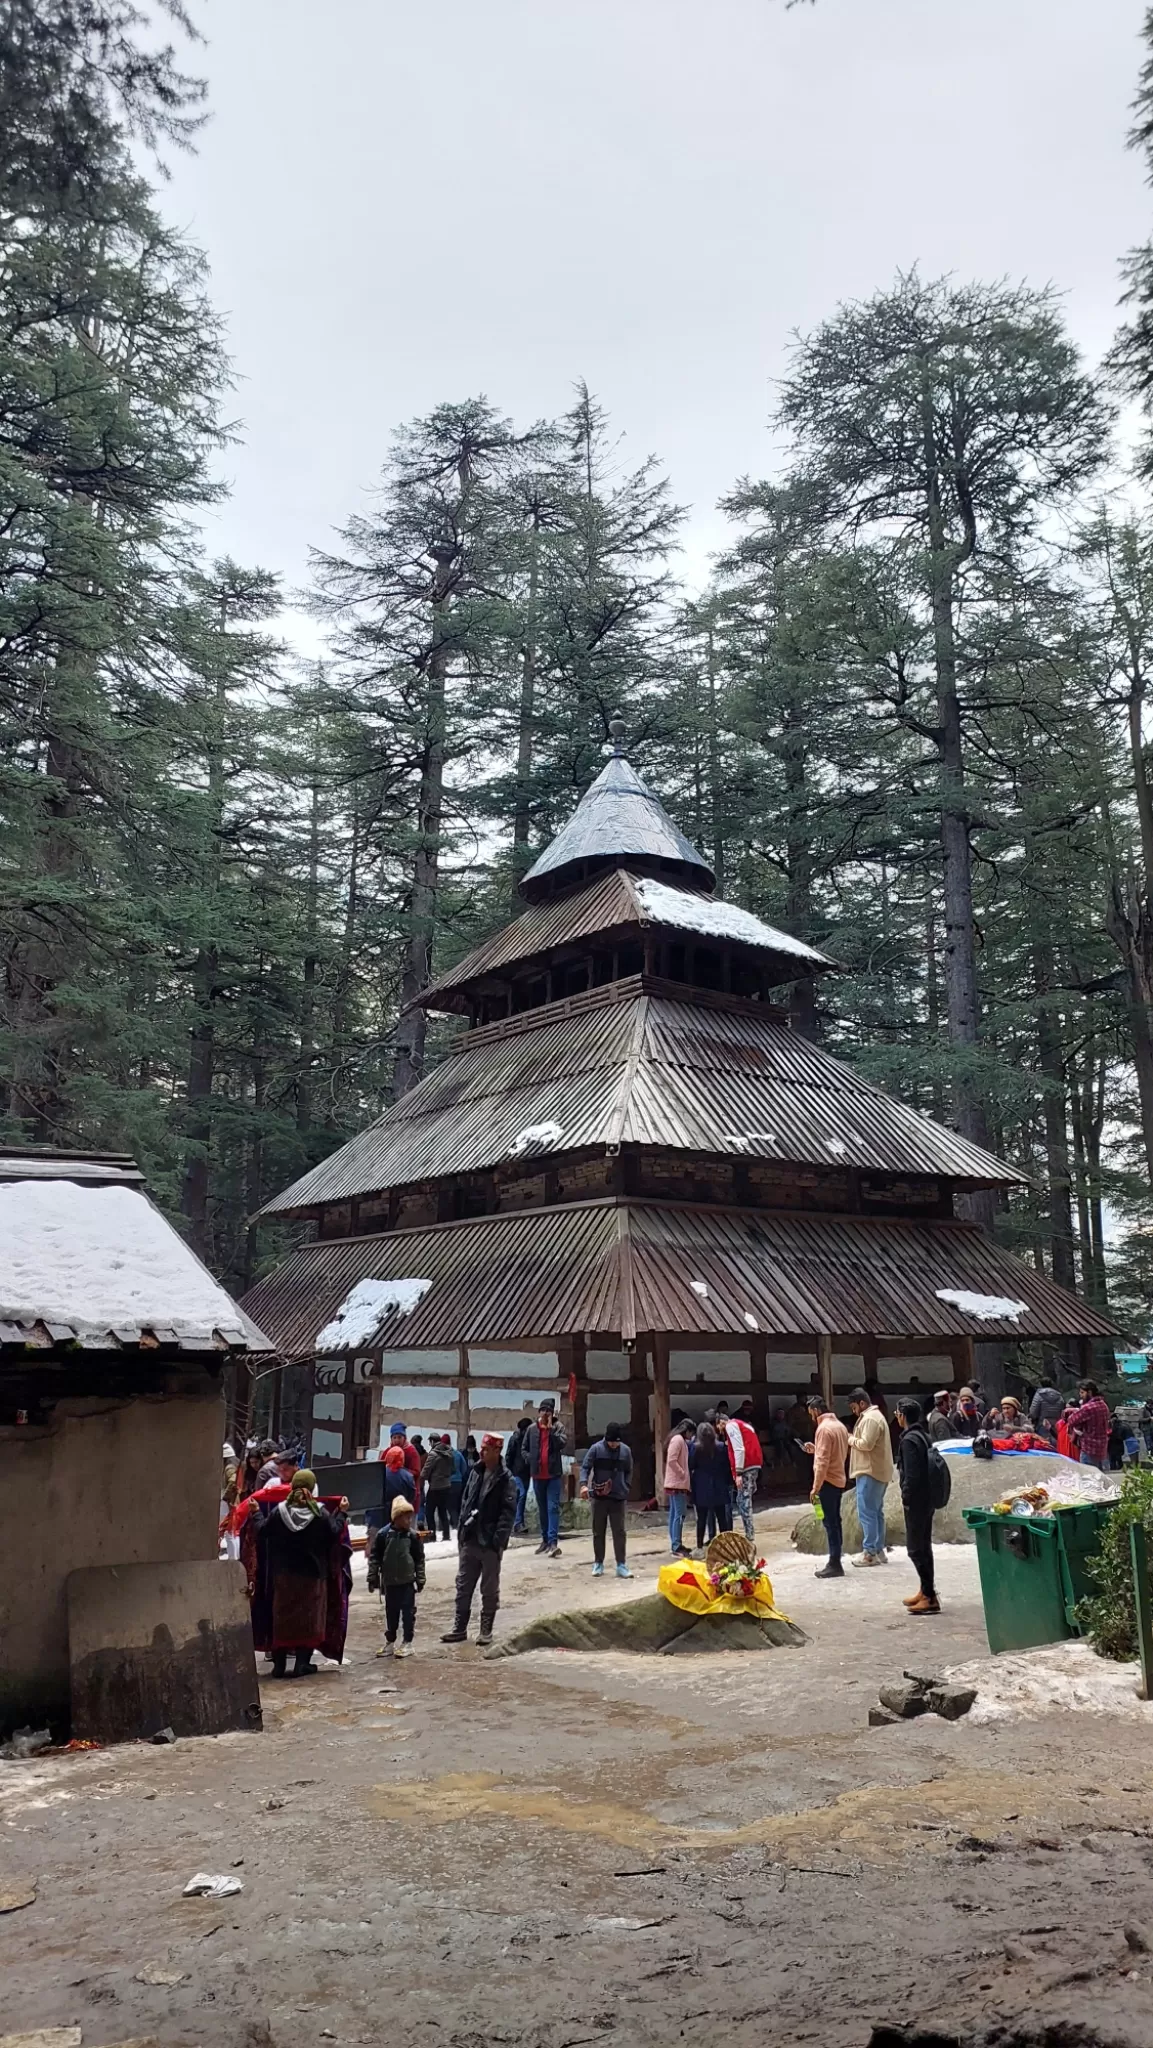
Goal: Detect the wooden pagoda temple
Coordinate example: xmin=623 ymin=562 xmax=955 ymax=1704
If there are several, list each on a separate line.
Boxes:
xmin=242 ymin=739 xmax=1116 ymax=1495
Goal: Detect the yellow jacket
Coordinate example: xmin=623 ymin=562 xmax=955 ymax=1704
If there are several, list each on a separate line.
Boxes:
xmin=849 ymin=1405 xmax=894 ymax=1484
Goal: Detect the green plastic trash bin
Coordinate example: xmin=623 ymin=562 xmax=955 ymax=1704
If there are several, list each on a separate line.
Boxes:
xmin=962 ymin=1507 xmax=1072 ymax=1655
xmin=1051 ymin=1501 xmax=1114 ymax=1625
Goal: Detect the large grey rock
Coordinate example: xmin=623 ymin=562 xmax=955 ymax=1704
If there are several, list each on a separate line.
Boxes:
xmin=792 ymin=1449 xmax=1078 ymax=1555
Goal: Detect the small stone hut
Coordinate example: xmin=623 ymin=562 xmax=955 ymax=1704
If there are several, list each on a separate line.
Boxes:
xmin=0 ymin=1150 xmax=264 ymax=1730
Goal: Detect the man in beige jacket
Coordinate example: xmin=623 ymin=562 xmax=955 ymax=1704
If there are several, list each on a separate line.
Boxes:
xmin=848 ymin=1387 xmax=894 ymax=1567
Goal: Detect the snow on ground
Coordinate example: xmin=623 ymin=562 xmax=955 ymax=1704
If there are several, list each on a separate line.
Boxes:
xmin=0 ymin=1180 xmax=248 ymax=1338
xmin=315 ymin=1277 xmax=432 ymax=1349
xmin=947 ymin=1639 xmax=1153 ymax=1723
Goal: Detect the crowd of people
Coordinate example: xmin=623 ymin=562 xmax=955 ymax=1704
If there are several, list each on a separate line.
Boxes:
xmin=219 ymin=1373 xmax=1141 ymax=1668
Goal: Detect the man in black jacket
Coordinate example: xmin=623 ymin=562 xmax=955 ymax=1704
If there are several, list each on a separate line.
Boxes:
xmin=896 ymin=1398 xmax=939 ymax=1616
xmin=442 ymin=1434 xmax=518 ymax=1648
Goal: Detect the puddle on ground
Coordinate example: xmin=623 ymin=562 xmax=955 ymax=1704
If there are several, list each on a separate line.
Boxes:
xmin=365 ymin=1767 xmax=1100 ymax=1864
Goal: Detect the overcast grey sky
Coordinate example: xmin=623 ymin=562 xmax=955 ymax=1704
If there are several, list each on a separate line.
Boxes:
xmin=167 ymin=0 xmax=1148 ymax=615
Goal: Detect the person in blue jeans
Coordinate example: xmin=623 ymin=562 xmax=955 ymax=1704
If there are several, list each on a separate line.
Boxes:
xmin=505 ymin=1416 xmax=532 ymax=1533
xmin=524 ymin=1398 xmax=566 ymax=1557
xmin=580 ymin=1421 xmax=634 ymax=1578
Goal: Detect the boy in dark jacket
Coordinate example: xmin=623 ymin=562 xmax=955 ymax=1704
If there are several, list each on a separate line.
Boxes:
xmin=371 ymin=1496 xmax=426 ymax=1658
xmin=896 ymin=1398 xmax=939 ymax=1616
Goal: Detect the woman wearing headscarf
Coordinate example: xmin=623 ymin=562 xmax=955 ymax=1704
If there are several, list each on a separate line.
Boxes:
xmin=252 ymin=1470 xmax=350 ymax=1679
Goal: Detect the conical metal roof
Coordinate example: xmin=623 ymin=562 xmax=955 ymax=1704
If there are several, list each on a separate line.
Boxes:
xmin=519 ymin=752 xmax=714 ymax=904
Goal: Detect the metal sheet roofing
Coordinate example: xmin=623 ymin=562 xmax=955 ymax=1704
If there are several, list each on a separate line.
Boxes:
xmin=240 ymin=1197 xmax=1118 ymax=1353
xmin=520 ymin=754 xmax=714 ymax=902
xmin=420 ymin=867 xmax=834 ymax=1011
xmin=260 ymin=992 xmax=1022 ymax=1216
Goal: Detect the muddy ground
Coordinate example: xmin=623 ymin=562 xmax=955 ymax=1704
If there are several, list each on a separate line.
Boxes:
xmin=3 ymin=1512 xmax=1153 ymax=2048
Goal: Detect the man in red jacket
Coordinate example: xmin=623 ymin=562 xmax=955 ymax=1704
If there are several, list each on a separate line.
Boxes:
xmin=723 ymin=1402 xmax=764 ymax=1542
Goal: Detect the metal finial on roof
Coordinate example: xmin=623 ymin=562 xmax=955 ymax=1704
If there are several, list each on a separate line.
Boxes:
xmin=608 ymin=713 xmax=627 ymax=755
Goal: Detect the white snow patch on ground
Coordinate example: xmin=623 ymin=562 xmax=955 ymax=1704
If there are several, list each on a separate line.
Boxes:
xmin=315 ymin=1277 xmax=432 ymax=1350
xmin=508 ymin=1120 xmax=564 ymax=1156
xmin=947 ymin=1640 xmax=1152 ymax=1723
xmin=0 ymin=1180 xmax=248 ymax=1339
xmin=630 ymin=877 xmax=830 ymax=963
xmin=936 ymin=1288 xmax=1029 ymax=1322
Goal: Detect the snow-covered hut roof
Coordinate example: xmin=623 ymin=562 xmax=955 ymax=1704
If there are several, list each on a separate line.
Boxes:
xmin=0 ymin=1173 xmax=268 ymax=1352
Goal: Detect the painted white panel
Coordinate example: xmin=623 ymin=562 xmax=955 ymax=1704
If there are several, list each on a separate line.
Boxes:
xmin=588 ymin=1392 xmax=634 ymax=1437
xmin=587 ymin=1349 xmax=630 ymax=1381
xmin=312 ymin=1392 xmax=345 ymax=1422
xmin=310 ymin=1427 xmax=344 ymax=1462
xmin=468 ymin=1385 xmax=552 ymax=1411
xmin=764 ymin=1352 xmax=819 ymax=1385
xmin=314 ymin=1358 xmax=347 ymax=1389
xmin=468 ymin=1348 xmax=559 ymax=1378
xmin=879 ymin=1355 xmax=951 ymax=1387
xmin=375 ymin=1384 xmax=456 ymax=1421
xmin=671 ymin=1349 xmax=752 ymax=1384
xmin=376 ymin=1349 xmax=459 ymax=1376
xmin=833 ymin=1353 xmax=865 ymax=1386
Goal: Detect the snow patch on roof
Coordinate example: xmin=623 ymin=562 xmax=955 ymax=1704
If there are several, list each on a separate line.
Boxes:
xmin=935 ymin=1288 xmax=1029 ymax=1323
xmin=508 ymin=1121 xmax=564 ymax=1157
xmin=743 ymin=1311 xmax=760 ymax=1332
xmin=630 ymin=877 xmax=831 ymax=966
xmin=690 ymin=1279 xmax=710 ymax=1299
xmin=315 ymin=1277 xmax=432 ymax=1351
xmin=0 ymin=1180 xmax=250 ymax=1342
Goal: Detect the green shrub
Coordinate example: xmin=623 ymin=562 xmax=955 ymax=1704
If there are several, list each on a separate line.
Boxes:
xmin=1074 ymin=1468 xmax=1153 ymax=1661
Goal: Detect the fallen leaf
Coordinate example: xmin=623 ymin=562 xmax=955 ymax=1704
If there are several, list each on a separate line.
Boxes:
xmin=0 ymin=1886 xmax=36 ymax=1914
xmin=134 ymin=1965 xmax=189 ymax=1987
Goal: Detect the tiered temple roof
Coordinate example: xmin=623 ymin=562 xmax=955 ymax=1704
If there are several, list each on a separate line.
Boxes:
xmin=246 ymin=741 xmax=1115 ymax=1402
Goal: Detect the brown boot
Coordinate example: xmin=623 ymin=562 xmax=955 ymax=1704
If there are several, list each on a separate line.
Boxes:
xmin=902 ymin=1591 xmax=921 ymax=1607
xmin=907 ymin=1592 xmax=940 ymax=1615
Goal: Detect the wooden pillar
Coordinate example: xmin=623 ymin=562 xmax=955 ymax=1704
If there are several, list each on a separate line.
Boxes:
xmin=627 ymin=1337 xmax=654 ymax=1498
xmin=570 ymin=1334 xmax=589 ymax=1448
xmin=816 ymin=1332 xmax=834 ymax=1411
xmin=748 ymin=1336 xmax=770 ymax=1435
xmin=860 ymin=1334 xmax=879 ymax=1390
xmin=455 ymin=1346 xmax=471 ymax=1448
xmin=951 ymin=1335 xmax=974 ymax=1392
xmin=652 ymin=1334 xmax=672 ymax=1506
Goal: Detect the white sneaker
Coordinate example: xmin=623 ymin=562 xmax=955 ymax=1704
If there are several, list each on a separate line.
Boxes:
xmin=393 ymin=1643 xmax=411 ymax=1659
xmin=874 ymin=1550 xmax=890 ymax=1564
xmin=851 ymin=1554 xmax=875 ymax=1568
xmin=375 ymin=1642 xmax=395 ymax=1657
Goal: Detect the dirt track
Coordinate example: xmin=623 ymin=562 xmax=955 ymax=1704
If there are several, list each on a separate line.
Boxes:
xmin=3 ymin=1515 xmax=1153 ymax=2048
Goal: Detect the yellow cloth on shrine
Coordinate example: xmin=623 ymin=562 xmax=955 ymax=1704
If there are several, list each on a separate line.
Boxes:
xmin=657 ymin=1559 xmax=792 ymax=1622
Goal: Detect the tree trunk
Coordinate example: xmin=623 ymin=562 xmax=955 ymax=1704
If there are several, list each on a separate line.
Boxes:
xmin=1032 ymin=943 xmax=1076 ymax=1292
xmin=783 ymin=702 xmax=818 ymax=1041
xmin=920 ymin=369 xmax=994 ymax=1230
xmin=392 ymin=546 xmax=456 ymax=1101
xmin=510 ymin=500 xmax=542 ymax=902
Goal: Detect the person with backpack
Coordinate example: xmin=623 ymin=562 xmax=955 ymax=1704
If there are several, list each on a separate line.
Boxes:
xmin=895 ymin=1397 xmax=950 ymax=1616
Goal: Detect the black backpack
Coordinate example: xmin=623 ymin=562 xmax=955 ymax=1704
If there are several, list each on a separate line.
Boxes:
xmin=928 ymin=1442 xmax=953 ymax=1510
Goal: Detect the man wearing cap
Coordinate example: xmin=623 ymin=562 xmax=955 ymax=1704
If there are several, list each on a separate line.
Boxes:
xmin=580 ymin=1421 xmax=634 ymax=1578
xmin=443 ymin=1433 xmax=517 ymax=1647
xmin=525 ymin=1397 xmax=567 ymax=1558
xmin=927 ymin=1391 xmax=961 ymax=1442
